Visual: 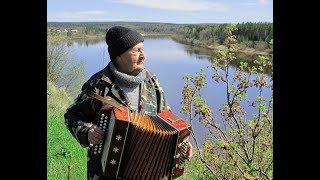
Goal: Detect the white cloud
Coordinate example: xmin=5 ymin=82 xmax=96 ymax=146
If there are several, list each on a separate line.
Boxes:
xmin=239 ymin=2 xmax=257 ymax=6
xmin=49 ymin=10 xmax=109 ymax=21
xmin=240 ymin=0 xmax=272 ymax=6
xmin=112 ymin=0 xmax=227 ymax=12
xmin=259 ymin=0 xmax=270 ymax=5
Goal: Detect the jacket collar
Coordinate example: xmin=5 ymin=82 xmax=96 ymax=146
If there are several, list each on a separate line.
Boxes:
xmin=99 ymin=62 xmax=156 ymax=108
xmin=101 ymin=62 xmax=155 ymax=85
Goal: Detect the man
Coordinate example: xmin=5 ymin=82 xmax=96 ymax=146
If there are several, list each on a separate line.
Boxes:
xmin=64 ymin=26 xmax=192 ymax=180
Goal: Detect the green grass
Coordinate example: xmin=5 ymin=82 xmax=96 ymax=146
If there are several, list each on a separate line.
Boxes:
xmin=47 ymin=108 xmax=87 ymax=179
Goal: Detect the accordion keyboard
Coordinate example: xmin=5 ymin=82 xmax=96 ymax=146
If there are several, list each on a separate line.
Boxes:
xmin=93 ymin=109 xmax=109 ymax=154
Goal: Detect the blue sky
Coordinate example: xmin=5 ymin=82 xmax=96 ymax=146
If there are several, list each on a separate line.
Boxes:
xmin=47 ymin=0 xmax=273 ymax=24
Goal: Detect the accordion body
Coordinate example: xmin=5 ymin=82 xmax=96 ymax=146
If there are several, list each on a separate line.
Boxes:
xmin=93 ymin=106 xmax=191 ymax=180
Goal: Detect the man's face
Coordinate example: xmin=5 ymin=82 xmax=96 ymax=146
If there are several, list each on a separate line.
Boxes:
xmin=115 ymin=42 xmax=145 ymax=76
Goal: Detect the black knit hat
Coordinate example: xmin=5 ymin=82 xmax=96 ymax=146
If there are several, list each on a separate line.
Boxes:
xmin=106 ymin=26 xmax=144 ymax=61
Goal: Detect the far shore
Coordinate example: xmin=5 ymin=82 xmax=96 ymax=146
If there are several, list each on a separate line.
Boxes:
xmin=207 ymin=44 xmax=272 ymax=56
xmin=141 ymin=33 xmax=174 ymax=36
xmin=60 ymin=33 xmax=272 ymax=56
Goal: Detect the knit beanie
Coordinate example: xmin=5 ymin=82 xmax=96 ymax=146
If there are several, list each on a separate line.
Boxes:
xmin=106 ymin=26 xmax=144 ymax=61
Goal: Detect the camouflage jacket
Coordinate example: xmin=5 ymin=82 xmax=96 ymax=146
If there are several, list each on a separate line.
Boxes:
xmin=64 ymin=62 xmax=170 ymax=179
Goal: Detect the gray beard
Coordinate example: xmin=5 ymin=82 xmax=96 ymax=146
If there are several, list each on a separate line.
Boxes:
xmin=109 ymin=61 xmax=146 ymax=88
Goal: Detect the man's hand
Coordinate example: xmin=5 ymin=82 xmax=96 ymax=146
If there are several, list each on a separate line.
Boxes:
xmin=88 ymin=124 xmax=104 ymax=145
xmin=185 ymin=142 xmax=193 ymax=161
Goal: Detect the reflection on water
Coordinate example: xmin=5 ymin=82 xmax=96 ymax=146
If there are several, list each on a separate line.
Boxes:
xmin=67 ymin=37 xmax=105 ymax=47
xmin=184 ymin=45 xmax=214 ymax=60
xmin=142 ymin=35 xmax=173 ymax=40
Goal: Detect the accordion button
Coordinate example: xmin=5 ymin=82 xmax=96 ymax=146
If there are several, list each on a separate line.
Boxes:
xmin=101 ymin=114 xmax=105 ymax=117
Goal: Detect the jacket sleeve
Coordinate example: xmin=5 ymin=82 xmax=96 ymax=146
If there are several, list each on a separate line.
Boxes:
xmin=64 ymin=85 xmax=101 ymax=148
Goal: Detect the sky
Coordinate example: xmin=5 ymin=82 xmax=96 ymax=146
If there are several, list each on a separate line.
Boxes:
xmin=47 ymin=0 xmax=273 ymax=24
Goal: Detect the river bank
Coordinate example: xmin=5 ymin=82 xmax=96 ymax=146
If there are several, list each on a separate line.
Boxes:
xmin=207 ymin=44 xmax=272 ymax=56
xmin=170 ymin=34 xmax=272 ymax=56
xmin=49 ymin=33 xmax=272 ymax=56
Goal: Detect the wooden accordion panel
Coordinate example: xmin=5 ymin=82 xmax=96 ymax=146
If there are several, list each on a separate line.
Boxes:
xmin=96 ymin=107 xmax=191 ymax=180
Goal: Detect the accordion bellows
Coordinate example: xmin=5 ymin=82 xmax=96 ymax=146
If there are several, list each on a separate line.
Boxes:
xmin=95 ymin=106 xmax=191 ymax=180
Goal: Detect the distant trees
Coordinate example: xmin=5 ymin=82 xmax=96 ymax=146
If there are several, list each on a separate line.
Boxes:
xmin=47 ymin=22 xmax=273 ymax=53
xmin=47 ymin=22 xmax=185 ymax=35
xmin=173 ymin=22 xmax=273 ymax=52
xmin=173 ymin=24 xmax=227 ymax=46
xmin=84 ymin=26 xmax=105 ymax=35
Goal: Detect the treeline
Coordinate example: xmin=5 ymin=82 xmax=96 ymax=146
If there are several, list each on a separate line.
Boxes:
xmin=172 ymin=22 xmax=273 ymax=52
xmin=47 ymin=21 xmax=273 ymax=52
xmin=47 ymin=21 xmax=186 ymax=35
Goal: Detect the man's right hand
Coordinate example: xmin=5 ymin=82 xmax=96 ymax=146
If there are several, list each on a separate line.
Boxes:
xmin=88 ymin=124 xmax=104 ymax=145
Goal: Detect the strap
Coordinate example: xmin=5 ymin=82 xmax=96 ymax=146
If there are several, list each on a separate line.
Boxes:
xmin=87 ymin=91 xmax=125 ymax=112
xmin=149 ymin=77 xmax=162 ymax=113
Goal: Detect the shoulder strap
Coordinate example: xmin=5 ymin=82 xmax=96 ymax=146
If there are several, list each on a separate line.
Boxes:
xmin=87 ymin=91 xmax=125 ymax=112
xmin=149 ymin=77 xmax=162 ymax=113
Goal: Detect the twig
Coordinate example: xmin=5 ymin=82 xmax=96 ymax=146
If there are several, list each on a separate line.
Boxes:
xmin=68 ymin=155 xmax=72 ymax=180
xmin=190 ymin=128 xmax=220 ymax=180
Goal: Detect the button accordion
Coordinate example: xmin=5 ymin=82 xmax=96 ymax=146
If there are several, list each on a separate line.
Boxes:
xmin=92 ymin=106 xmax=192 ymax=180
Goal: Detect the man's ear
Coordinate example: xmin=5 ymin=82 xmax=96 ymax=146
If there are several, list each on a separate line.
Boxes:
xmin=112 ymin=57 xmax=119 ymax=65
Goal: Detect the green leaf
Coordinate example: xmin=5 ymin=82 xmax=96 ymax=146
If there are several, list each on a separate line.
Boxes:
xmin=195 ymin=97 xmax=203 ymax=102
xmin=257 ymin=104 xmax=266 ymax=110
xmin=259 ymin=55 xmax=269 ymax=61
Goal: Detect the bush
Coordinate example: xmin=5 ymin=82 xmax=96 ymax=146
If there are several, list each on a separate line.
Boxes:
xmin=47 ymin=35 xmax=86 ymax=98
xmin=181 ymin=24 xmax=273 ymax=179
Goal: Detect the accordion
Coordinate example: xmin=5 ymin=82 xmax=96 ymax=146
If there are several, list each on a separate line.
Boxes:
xmin=92 ymin=106 xmax=191 ymax=180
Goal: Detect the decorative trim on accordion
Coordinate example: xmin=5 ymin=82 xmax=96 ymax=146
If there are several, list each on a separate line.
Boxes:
xmin=101 ymin=106 xmax=130 ymax=178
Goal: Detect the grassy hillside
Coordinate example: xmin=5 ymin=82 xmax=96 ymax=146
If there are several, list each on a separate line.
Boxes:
xmin=47 ymin=81 xmax=212 ymax=179
xmin=47 ymin=81 xmax=87 ymax=179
